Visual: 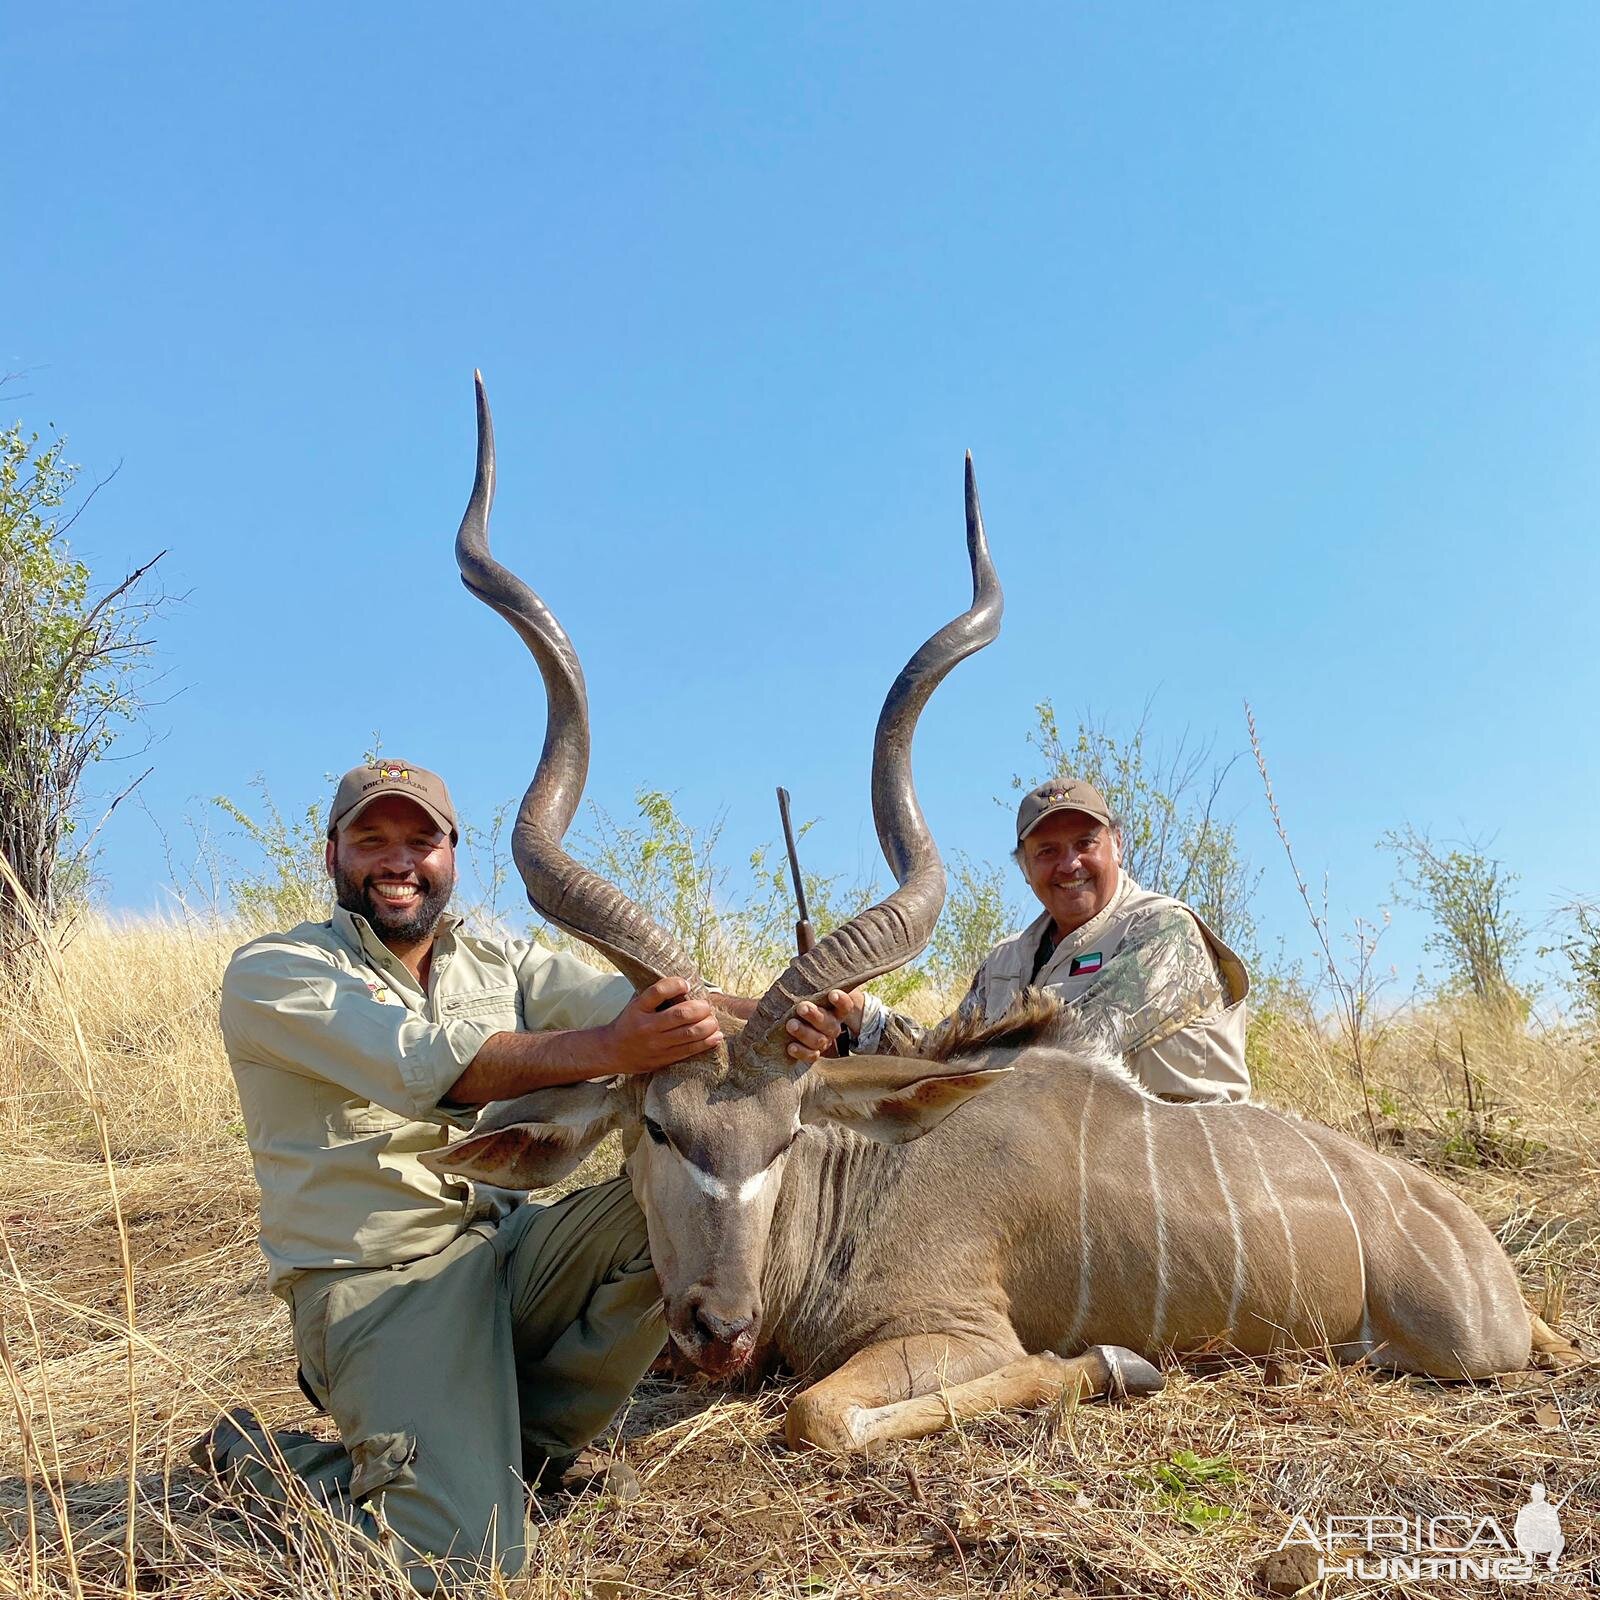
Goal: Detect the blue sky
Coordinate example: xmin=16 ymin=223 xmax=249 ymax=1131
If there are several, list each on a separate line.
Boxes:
xmin=8 ymin=2 xmax=1599 ymax=995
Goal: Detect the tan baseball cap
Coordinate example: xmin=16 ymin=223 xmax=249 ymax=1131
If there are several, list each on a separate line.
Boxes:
xmin=327 ymin=761 xmax=458 ymax=842
xmin=1015 ymin=777 xmax=1114 ymax=844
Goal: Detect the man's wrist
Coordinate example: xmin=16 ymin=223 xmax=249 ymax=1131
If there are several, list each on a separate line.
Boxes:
xmin=855 ymin=993 xmax=888 ymax=1054
xmin=570 ymin=1018 xmax=612 ymax=1075
xmin=448 ymin=1022 xmax=621 ymax=1104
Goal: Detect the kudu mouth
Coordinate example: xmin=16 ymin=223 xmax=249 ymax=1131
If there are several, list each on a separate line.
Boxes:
xmin=455 ymin=373 xmax=1002 ymax=1374
xmin=669 ymin=1305 xmax=760 ymax=1378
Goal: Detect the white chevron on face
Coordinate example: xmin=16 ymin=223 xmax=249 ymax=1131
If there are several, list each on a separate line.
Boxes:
xmin=679 ymin=1150 xmax=780 ymax=1206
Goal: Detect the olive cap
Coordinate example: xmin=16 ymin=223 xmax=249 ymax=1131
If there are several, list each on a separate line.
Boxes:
xmin=1015 ymin=777 xmax=1114 ymax=844
xmin=327 ymin=761 xmax=458 ymax=842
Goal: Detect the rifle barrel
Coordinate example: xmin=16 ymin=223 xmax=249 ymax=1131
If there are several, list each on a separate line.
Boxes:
xmin=776 ymin=786 xmax=814 ymax=952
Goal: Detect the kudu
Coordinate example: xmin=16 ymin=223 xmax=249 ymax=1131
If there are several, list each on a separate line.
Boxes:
xmin=428 ymin=375 xmax=1571 ymax=1453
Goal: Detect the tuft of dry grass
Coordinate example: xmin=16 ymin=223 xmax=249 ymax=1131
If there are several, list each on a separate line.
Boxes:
xmin=1 ymin=912 xmax=241 ymax=1163
xmin=3 ymin=912 xmax=1597 ymax=1597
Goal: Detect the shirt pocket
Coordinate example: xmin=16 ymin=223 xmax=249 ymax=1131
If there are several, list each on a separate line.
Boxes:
xmin=437 ymin=986 xmax=520 ymax=1029
xmin=326 ymin=1098 xmax=412 ymax=1138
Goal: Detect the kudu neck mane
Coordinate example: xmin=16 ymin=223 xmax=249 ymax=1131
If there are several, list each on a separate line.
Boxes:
xmin=914 ymin=986 xmax=1083 ymax=1064
xmin=698 ymin=985 xmax=1112 ymax=1092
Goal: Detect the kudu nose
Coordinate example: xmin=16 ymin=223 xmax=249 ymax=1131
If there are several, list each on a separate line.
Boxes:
xmin=682 ymin=1285 xmax=761 ymax=1367
xmin=690 ymin=1301 xmax=758 ymax=1351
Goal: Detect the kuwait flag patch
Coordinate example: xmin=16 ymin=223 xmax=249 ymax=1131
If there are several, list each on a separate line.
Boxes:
xmin=1069 ymin=952 xmax=1103 ymax=977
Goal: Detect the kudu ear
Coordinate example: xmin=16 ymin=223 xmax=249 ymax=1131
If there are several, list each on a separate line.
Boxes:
xmin=420 ymin=1079 xmax=625 ymax=1191
xmin=801 ymin=1056 xmax=1010 ymax=1144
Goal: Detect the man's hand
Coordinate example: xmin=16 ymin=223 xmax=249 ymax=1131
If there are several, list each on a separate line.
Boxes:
xmin=708 ymin=989 xmax=862 ymax=1061
xmin=601 ymin=977 xmax=724 ymax=1074
xmin=786 ymin=989 xmax=866 ymax=1060
xmin=445 ymin=977 xmax=723 ymax=1105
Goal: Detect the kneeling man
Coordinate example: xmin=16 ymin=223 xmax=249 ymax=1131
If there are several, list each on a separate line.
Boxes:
xmin=200 ymin=761 xmax=838 ymax=1587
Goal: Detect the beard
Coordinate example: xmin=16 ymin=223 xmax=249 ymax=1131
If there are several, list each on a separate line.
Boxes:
xmin=333 ymin=863 xmax=455 ymax=944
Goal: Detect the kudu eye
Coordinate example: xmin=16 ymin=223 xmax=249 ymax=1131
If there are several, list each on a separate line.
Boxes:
xmin=643 ymin=1115 xmax=668 ymax=1146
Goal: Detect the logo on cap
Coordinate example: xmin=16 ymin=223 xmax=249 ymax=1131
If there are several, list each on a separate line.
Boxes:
xmin=374 ymin=764 xmax=411 ymax=781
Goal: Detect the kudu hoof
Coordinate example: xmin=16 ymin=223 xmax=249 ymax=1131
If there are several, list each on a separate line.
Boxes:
xmin=1089 ymin=1344 xmax=1164 ymax=1400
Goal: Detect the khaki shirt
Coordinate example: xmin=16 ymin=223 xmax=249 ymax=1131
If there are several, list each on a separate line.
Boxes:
xmin=219 ymin=907 xmax=633 ymax=1295
xmin=863 ymin=874 xmax=1251 ymax=1102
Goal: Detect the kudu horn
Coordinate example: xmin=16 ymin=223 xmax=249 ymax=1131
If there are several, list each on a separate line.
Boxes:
xmin=731 ymin=453 xmax=1004 ymax=1070
xmin=454 ymin=372 xmax=705 ymax=996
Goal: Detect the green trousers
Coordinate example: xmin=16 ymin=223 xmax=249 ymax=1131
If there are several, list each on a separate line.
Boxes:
xmin=218 ymin=1177 xmax=665 ymax=1589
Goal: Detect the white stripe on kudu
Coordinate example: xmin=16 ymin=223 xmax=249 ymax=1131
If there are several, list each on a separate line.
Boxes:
xmin=1284 ymin=1121 xmax=1369 ymax=1348
xmin=1395 ymin=1164 xmax=1480 ymax=1344
xmin=1142 ymin=1101 xmax=1170 ymax=1346
xmin=1238 ymin=1114 xmax=1300 ymax=1330
xmin=1198 ymin=1112 xmax=1246 ymax=1331
xmin=1065 ymin=1070 xmax=1097 ymax=1350
xmin=1372 ymin=1166 xmax=1455 ymax=1302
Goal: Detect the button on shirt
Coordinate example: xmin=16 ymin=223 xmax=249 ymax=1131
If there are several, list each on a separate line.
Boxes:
xmin=219 ymin=907 xmax=633 ymax=1296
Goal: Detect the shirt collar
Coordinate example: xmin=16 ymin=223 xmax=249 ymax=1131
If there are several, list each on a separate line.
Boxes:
xmin=330 ymin=905 xmax=464 ymax=986
xmin=1035 ymin=871 xmax=1139 ymax=970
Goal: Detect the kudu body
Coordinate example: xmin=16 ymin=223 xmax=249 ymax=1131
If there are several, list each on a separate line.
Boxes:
xmin=759 ymin=1008 xmax=1552 ymax=1449
xmin=429 ymin=375 xmax=1567 ymax=1454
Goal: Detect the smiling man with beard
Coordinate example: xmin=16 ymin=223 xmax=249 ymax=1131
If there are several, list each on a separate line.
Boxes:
xmin=821 ymin=776 xmax=1253 ymax=1103
xmin=204 ymin=760 xmax=839 ymax=1589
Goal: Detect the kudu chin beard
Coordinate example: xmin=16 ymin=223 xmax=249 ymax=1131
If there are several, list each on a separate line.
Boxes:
xmin=335 ymin=867 xmax=455 ymax=945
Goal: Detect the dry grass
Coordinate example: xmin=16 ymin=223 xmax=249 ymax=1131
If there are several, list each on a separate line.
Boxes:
xmin=2 ymin=914 xmax=1597 ymax=1597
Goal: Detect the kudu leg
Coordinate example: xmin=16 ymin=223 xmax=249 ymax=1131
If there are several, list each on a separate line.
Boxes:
xmin=1529 ymin=1312 xmax=1584 ymax=1371
xmin=785 ymin=1334 xmax=1162 ymax=1454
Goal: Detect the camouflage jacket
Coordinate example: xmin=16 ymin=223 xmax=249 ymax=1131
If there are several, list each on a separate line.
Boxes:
xmin=861 ymin=874 xmax=1251 ymax=1102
